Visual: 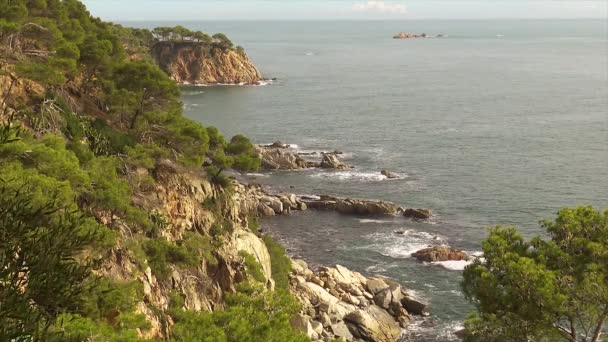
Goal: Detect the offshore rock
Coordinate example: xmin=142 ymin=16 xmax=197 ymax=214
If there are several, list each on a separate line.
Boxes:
xmin=402 ymin=208 xmax=433 ymax=220
xmin=302 ymin=195 xmax=401 ymax=216
xmin=320 ymin=153 xmax=351 ymax=170
xmin=412 ymin=246 xmax=469 ymax=262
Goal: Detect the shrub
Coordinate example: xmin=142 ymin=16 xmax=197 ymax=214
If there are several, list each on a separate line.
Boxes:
xmin=264 ymin=235 xmax=292 ymax=291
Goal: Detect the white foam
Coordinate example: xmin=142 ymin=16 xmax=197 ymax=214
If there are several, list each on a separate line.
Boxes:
xmin=433 ymin=260 xmax=473 ymax=271
xmin=365 ymin=229 xmax=445 ymax=259
xmin=358 ymin=219 xmax=392 ymax=224
xmin=305 ymin=52 xmax=315 ymax=56
xmin=310 ymin=171 xmax=388 ymax=182
xmin=245 ymin=173 xmax=270 ymax=178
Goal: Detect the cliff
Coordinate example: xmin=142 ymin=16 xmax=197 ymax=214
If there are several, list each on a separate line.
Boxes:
xmin=102 ymin=161 xmax=422 ymax=341
xmin=151 ymin=41 xmax=263 ymax=85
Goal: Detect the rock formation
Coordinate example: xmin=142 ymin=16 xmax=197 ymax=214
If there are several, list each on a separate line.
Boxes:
xmin=412 ymin=246 xmax=470 ymax=262
xmin=255 ymin=145 xmax=310 ymax=170
xmin=302 ymin=195 xmax=401 ymax=216
xmin=320 ymin=153 xmax=352 ymax=170
xmin=289 ymin=261 xmax=426 ymax=341
xmin=255 ymin=144 xmax=351 ymax=171
xmin=402 ymin=208 xmax=433 ymax=220
xmin=381 ymin=170 xmax=400 ymax=179
xmin=151 ymin=41 xmax=263 ymax=85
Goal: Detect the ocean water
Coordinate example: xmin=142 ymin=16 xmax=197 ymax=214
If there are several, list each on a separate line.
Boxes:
xmin=134 ymin=20 xmax=607 ymax=340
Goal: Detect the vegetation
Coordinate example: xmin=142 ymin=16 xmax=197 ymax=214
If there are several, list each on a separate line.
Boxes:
xmin=264 ymin=235 xmax=293 ymax=291
xmin=462 ymin=206 xmax=608 ymax=342
xmin=0 ymin=0 xmax=269 ymax=340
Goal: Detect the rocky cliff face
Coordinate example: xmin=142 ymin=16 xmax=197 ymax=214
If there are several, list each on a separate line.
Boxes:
xmin=151 ymin=42 xmax=263 ymax=85
xmin=98 ymin=160 xmax=425 ymax=341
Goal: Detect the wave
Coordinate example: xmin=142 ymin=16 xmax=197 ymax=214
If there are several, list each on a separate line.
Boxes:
xmin=181 ymin=90 xmax=205 ymax=96
xmin=432 ymin=260 xmax=473 ymax=271
xmin=310 ymin=171 xmax=389 ymax=182
xmin=305 ymin=52 xmax=315 ymax=56
xmin=358 ymin=219 xmax=393 ymax=224
xmin=245 ymin=173 xmax=270 ymax=178
xmin=364 ymin=229 xmax=445 ymax=259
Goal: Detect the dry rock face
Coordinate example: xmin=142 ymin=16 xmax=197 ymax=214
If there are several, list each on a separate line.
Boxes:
xmin=151 ymin=42 xmax=262 ymax=85
xmin=289 ymin=261 xmax=425 ymax=341
xmin=412 ymin=246 xmax=469 ymax=262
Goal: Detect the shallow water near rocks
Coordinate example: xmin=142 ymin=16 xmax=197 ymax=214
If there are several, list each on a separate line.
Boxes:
xmin=130 ymin=19 xmax=608 ymax=340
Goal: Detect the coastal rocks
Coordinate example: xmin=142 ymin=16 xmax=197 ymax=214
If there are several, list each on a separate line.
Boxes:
xmin=256 ymin=145 xmax=309 ymax=170
xmin=320 ymin=153 xmax=352 ymax=170
xmin=345 ymin=306 xmax=402 ymax=342
xmin=290 ymin=261 xmax=420 ymax=341
xmin=255 ymin=144 xmax=352 ymax=171
xmin=412 ymin=246 xmax=469 ymax=262
xmin=381 ymin=170 xmax=400 ymax=179
xmin=151 ymin=41 xmax=262 ymax=85
xmin=402 ymin=208 xmax=433 ymax=220
xmin=401 ymin=297 xmax=427 ymax=316
xmin=301 ymin=195 xmax=401 ymax=216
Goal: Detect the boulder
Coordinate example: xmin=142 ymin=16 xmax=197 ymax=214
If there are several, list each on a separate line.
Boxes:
xmin=366 ymin=278 xmax=390 ymax=295
xmin=257 ymin=203 xmax=275 ymax=217
xmin=260 ymin=196 xmax=283 ymax=214
xmin=290 ymin=314 xmax=315 ymax=339
xmin=401 ymin=297 xmax=427 ymax=316
xmin=402 ymin=208 xmax=433 ymax=220
xmin=331 ymin=322 xmax=354 ymax=341
xmin=412 ymin=246 xmax=469 ymax=262
xmin=344 ymin=305 xmax=402 ymax=342
xmin=381 ymin=170 xmax=400 ymax=179
xmin=320 ymin=153 xmax=351 ymax=170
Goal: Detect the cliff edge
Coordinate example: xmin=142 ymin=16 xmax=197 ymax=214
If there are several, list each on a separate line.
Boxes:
xmin=151 ymin=41 xmax=263 ymax=85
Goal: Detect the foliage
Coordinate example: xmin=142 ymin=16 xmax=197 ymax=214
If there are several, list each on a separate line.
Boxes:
xmin=0 ymin=177 xmax=107 ymax=341
xmin=264 ymin=235 xmax=293 ymax=291
xmin=239 ymin=251 xmax=267 ymax=284
xmin=49 ymin=279 xmax=148 ymax=341
xmin=170 ymin=283 xmax=307 ymax=342
xmin=462 ymin=206 xmax=608 ymax=342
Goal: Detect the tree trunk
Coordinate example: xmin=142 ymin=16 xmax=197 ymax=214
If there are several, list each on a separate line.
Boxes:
xmin=591 ymin=306 xmax=608 ymax=342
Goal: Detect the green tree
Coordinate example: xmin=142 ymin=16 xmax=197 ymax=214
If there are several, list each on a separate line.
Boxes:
xmin=462 ymin=206 xmax=608 ymax=342
xmin=212 ymin=33 xmax=233 ymax=50
xmin=0 ymin=178 xmax=103 ymax=340
xmin=108 ymin=60 xmax=180 ymax=129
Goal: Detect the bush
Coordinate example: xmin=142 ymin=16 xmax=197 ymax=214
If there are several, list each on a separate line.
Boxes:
xmin=264 ymin=235 xmax=292 ymax=291
xmin=171 ymin=284 xmax=307 ymax=342
xmin=239 ymin=251 xmax=266 ymax=284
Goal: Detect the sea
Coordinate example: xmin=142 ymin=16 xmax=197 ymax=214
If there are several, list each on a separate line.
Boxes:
xmin=128 ymin=19 xmax=608 ymax=340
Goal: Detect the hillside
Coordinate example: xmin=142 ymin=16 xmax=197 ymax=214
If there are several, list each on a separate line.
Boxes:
xmin=0 ymin=2 xmax=416 ymax=341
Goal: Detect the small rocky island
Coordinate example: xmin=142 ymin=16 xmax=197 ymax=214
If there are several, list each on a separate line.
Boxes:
xmin=393 ymin=32 xmax=446 ymax=39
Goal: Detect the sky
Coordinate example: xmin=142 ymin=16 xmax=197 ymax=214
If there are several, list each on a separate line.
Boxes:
xmin=82 ymin=0 xmax=607 ymax=21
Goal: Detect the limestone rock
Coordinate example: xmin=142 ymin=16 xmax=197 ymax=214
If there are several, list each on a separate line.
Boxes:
xmin=412 ymin=246 xmax=469 ymax=262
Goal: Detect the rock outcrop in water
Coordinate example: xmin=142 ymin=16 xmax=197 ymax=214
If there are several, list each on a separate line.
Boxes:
xmin=301 ymin=195 xmax=402 ymax=216
xmin=412 ymin=246 xmax=470 ymax=262
xmin=290 ymin=260 xmax=425 ymax=341
xmin=255 ymin=143 xmax=352 ymax=170
xmin=151 ymin=41 xmax=263 ymax=85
